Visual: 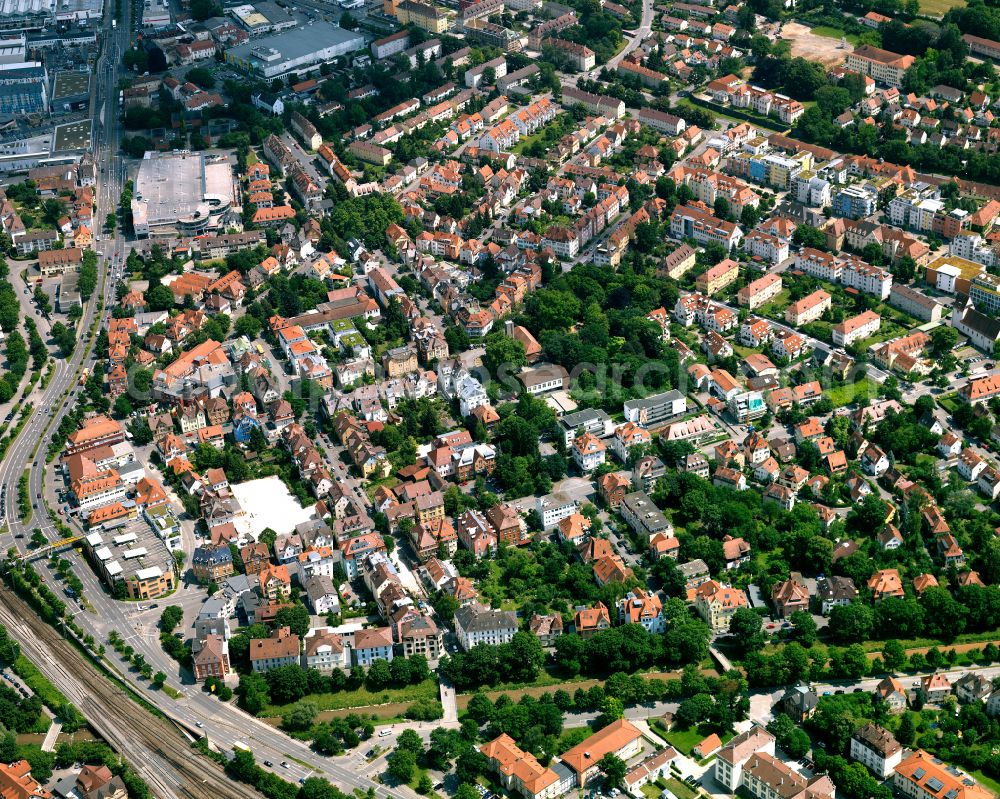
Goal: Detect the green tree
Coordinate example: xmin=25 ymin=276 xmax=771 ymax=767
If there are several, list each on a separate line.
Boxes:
xmin=185 ymin=67 xmax=215 ymax=89
xmin=729 ymin=607 xmax=766 ymax=653
xmin=482 ymin=332 xmax=526 ymax=378
xmin=387 ymin=748 xmax=417 ymax=783
xmin=366 ymin=658 xmax=392 ymax=691
xmin=897 ymin=712 xmax=916 ymax=745
xmin=397 ymin=729 xmax=424 ymax=755
xmin=283 ymin=701 xmax=319 ymax=731
xmin=789 ymin=610 xmax=817 ymax=647
xmin=828 ymin=603 xmax=874 ymax=644
xmin=189 ymin=0 xmax=222 ymax=19
xmin=599 ymin=753 xmax=627 ymax=788
xmin=881 ymin=640 xmax=907 ymax=672
xmin=146 ymin=284 xmax=175 ymax=312
xmin=0 ymin=731 xmax=16 ymax=762
xmin=273 ymin=603 xmax=310 ymax=637
xmin=767 ymin=713 xmax=811 ymax=758
xmin=792 ymin=225 xmax=827 ymax=250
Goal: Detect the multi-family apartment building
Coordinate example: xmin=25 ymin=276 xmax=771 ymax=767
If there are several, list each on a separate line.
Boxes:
xmin=832 ymin=310 xmax=880 ymax=347
xmin=894 ymin=750 xmax=992 ymax=799
xmin=850 ymin=724 xmax=902 ymax=779
xmin=694 ymin=580 xmax=748 ymax=633
xmin=785 ymin=289 xmax=831 ymax=326
xmin=453 ymin=603 xmax=518 ymax=650
xmin=715 ymin=727 xmax=776 ymax=792
xmin=481 ymin=735 xmax=575 ymax=799
xmin=738 ymin=274 xmax=783 ymax=310
xmin=670 ymin=203 xmax=743 ymax=251
xmin=622 ymin=390 xmax=686 ymax=426
xmin=743 ymin=231 xmax=789 ymax=264
xmin=696 ymin=258 xmax=740 ymax=295
xmin=888 ymin=284 xmax=943 ymax=322
xmin=842 ymin=259 xmax=892 ymax=299
xmin=619 ymin=491 xmax=671 ymax=540
xmin=845 ymin=45 xmax=916 ymax=87
xmin=833 ymin=183 xmax=879 ymax=219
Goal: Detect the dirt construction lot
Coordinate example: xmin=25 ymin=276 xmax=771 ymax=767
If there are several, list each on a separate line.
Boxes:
xmin=781 ymin=21 xmax=854 ymax=68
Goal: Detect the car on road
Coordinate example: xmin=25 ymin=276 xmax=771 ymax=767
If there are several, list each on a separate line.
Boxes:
xmin=281 ymin=762 xmax=289 ymax=769
xmin=264 ymin=761 xmax=273 ymax=767
xmin=195 ymin=721 xmax=204 ymax=728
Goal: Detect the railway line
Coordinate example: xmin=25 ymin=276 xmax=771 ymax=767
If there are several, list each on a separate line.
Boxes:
xmin=0 ymin=583 xmax=254 ymax=799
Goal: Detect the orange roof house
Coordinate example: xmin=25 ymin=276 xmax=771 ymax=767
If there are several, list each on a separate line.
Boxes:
xmin=868 ymin=568 xmax=904 ymax=601
xmin=0 ymin=760 xmax=51 ymax=799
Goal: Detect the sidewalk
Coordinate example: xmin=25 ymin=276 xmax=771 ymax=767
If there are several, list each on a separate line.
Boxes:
xmin=440 ymin=681 xmax=458 ymax=723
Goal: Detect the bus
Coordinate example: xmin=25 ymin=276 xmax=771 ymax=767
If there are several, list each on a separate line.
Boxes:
xmin=79 ymin=367 xmax=89 ymax=386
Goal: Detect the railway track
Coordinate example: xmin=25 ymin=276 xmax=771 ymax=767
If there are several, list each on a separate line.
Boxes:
xmin=0 ymin=584 xmax=253 ymax=799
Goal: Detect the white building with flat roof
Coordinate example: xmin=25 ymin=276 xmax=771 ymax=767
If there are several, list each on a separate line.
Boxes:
xmin=131 ymin=151 xmax=236 ymax=238
xmin=225 ymin=21 xmax=365 ymax=79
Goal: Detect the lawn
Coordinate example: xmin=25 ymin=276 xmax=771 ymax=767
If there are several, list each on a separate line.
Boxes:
xmin=918 ymin=0 xmax=964 ymax=15
xmin=971 ymin=770 xmax=1000 ymax=795
xmin=858 ymin=630 xmax=1000 ymax=653
xmin=260 ymin=678 xmax=438 ymax=716
xmin=858 ymin=323 xmax=907 ymax=351
xmin=13 ymin=654 xmax=72 ymax=713
xmin=365 ymin=476 xmax=400 ymax=500
xmin=664 ymin=727 xmax=709 ymax=756
xmin=756 ymin=290 xmax=792 ymax=317
xmin=663 ymin=777 xmax=698 ymax=799
xmin=825 ymin=381 xmax=871 ymax=408
xmin=665 ymin=724 xmax=732 ymax=758
xmin=938 ymin=394 xmax=961 ymax=414
xmin=810 ymin=25 xmax=860 ymax=44
xmin=731 ymin=344 xmax=759 ymax=360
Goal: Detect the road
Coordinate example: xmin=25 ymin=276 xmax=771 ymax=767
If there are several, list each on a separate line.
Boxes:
xmin=608 ymin=0 xmax=655 ymax=69
xmin=747 ymin=663 xmax=1000 ymax=726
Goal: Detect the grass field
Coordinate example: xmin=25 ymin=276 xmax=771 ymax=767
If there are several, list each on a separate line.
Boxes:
xmin=972 ymin=770 xmax=1000 ymax=795
xmin=938 ymin=393 xmax=961 ymax=414
xmin=13 ymin=654 xmax=72 ymax=713
xmin=756 ymin=289 xmax=792 ymax=316
xmin=260 ymin=679 xmax=438 ymax=716
xmin=663 ymin=777 xmax=698 ymax=799
xmin=825 ymin=381 xmax=872 ymax=408
xmin=664 ymin=727 xmax=710 ymax=756
xmin=811 ymin=25 xmax=861 ymax=44
xmin=918 ymin=0 xmax=964 ymax=15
